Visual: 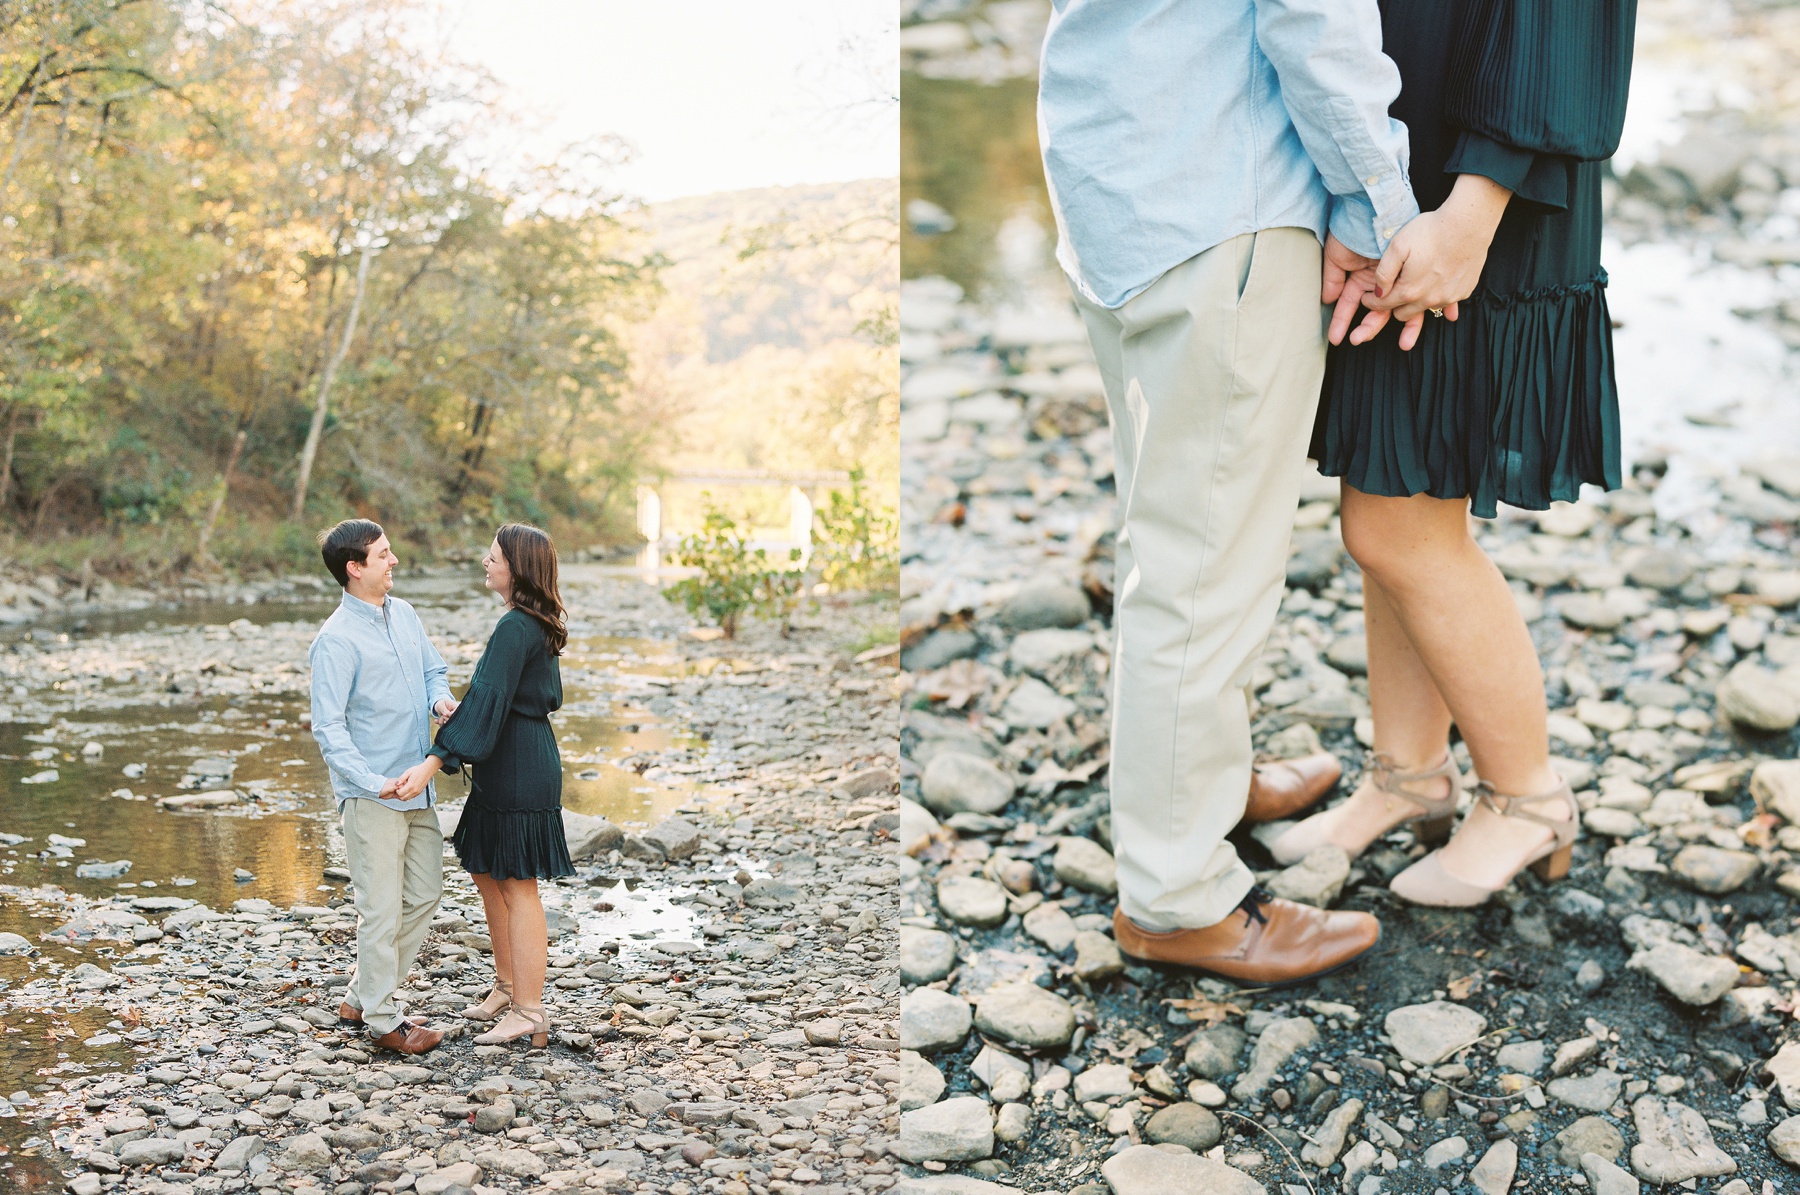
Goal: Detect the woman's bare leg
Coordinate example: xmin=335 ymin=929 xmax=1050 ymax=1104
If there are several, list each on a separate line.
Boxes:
xmin=1339 ymin=486 xmax=1567 ymax=888
xmin=1272 ymin=573 xmax=1460 ymax=861
xmin=468 ymin=872 xmax=515 ymax=1013
xmin=483 ymin=877 xmax=548 ymax=1037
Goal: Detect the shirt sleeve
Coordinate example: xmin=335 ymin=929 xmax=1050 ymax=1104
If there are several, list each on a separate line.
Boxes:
xmin=309 ymin=636 xmax=388 ymax=797
xmin=419 ymin=615 xmax=452 ymax=714
xmin=429 ymin=615 xmax=530 ymax=773
xmin=1252 ymin=0 xmax=1421 ymax=259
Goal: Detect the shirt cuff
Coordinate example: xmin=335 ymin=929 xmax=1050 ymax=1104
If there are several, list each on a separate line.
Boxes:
xmin=1444 ymin=131 xmax=1571 ymax=214
xmin=1329 ymin=187 xmax=1419 ymax=260
xmin=1328 ymin=194 xmax=1381 ymax=259
xmin=429 ymin=743 xmax=462 ymax=775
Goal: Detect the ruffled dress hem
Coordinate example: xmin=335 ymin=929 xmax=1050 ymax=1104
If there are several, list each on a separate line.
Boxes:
xmin=451 ymin=806 xmax=575 ymax=881
xmin=1309 ymin=272 xmax=1623 ymax=519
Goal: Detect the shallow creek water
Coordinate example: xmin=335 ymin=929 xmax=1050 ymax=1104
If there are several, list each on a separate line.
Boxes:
xmin=0 ymin=571 xmax=732 ymax=1156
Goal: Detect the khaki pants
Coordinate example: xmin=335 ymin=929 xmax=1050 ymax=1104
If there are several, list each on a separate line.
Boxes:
xmin=340 ymin=799 xmax=443 ymax=1034
xmin=1072 ymin=228 xmax=1327 ymax=931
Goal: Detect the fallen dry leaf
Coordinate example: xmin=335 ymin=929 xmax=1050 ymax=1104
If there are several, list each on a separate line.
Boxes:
xmin=919 ymin=658 xmax=999 ymax=710
xmin=1163 ymin=995 xmax=1244 ymax=1027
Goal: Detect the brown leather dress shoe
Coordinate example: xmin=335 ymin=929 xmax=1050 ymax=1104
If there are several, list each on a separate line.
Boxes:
xmin=1112 ymin=888 xmax=1379 ymax=987
xmin=338 ymin=1002 xmax=426 ymax=1028
xmin=369 ymin=1022 xmax=443 ymax=1055
xmin=1240 ymin=752 xmax=1343 ymax=824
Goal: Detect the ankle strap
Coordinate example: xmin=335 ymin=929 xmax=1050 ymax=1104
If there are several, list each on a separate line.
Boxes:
xmin=1474 ymin=780 xmax=1578 ymax=848
xmin=1367 ymin=750 xmax=1460 ymax=810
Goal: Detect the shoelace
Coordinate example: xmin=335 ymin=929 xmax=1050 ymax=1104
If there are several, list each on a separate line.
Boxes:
xmin=1236 ymin=885 xmax=1273 ymax=928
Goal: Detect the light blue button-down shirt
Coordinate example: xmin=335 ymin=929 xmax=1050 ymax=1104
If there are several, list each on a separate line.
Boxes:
xmin=1039 ymin=0 xmax=1421 ymax=309
xmin=308 ymin=591 xmax=452 ymax=810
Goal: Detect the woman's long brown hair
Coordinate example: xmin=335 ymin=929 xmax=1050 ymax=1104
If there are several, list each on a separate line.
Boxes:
xmin=496 ymin=523 xmax=567 ymax=655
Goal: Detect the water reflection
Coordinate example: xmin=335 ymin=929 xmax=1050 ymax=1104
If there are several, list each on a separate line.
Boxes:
xmin=0 ymin=1002 xmax=130 ymax=1192
xmin=902 ymin=74 xmax=1053 ymax=296
xmin=0 ymin=630 xmax=707 ymax=947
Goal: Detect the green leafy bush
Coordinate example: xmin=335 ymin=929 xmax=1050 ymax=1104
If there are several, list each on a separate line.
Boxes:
xmin=814 ymin=466 xmax=898 ymax=594
xmin=663 ymin=503 xmax=805 ymax=638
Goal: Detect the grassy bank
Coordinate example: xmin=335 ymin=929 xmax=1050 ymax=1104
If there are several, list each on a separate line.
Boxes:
xmin=0 ymin=515 xmax=637 ymax=588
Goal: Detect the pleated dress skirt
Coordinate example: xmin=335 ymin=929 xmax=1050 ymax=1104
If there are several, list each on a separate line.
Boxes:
xmin=449 ymin=713 xmax=575 ymax=882
xmin=1308 ymin=0 xmax=1625 ymax=518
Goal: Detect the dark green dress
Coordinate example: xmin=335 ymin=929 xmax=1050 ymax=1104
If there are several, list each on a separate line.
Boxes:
xmin=1309 ymin=0 xmax=1637 ymax=518
xmin=430 ymin=608 xmax=573 ymax=881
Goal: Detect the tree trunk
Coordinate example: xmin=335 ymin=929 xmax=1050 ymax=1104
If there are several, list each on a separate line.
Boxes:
xmin=0 ymin=407 xmax=17 ymax=513
xmin=197 ymin=426 xmax=247 ymax=564
xmin=31 ymin=472 xmax=67 ymax=535
xmin=0 ymin=76 xmax=41 ymax=214
xmin=291 ymin=241 xmax=375 ymax=521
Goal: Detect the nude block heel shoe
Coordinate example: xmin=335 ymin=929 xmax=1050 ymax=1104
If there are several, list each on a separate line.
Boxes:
xmin=1269 ymin=749 xmax=1462 ymax=866
xmin=461 ymin=979 xmax=513 ymax=1022
xmin=1529 ymin=841 xmax=1574 ymax=883
xmin=1389 ymin=776 xmax=1579 ymax=908
xmin=474 ymin=1003 xmax=548 ymax=1049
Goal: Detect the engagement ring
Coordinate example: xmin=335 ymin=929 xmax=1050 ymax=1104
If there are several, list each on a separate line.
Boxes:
xmin=1428 ymin=308 xmax=1444 ymax=318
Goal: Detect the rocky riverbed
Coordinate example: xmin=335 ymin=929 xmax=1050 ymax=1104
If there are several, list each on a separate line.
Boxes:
xmin=896 ymin=267 xmax=1800 ymax=1194
xmin=895 ymin=2 xmax=1800 ymax=1192
xmin=0 ymin=570 xmax=902 ymax=1195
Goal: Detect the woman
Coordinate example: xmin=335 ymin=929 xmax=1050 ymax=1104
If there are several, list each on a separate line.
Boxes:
xmin=1271 ymin=0 xmax=1636 ymax=905
xmin=405 ymin=523 xmax=573 ymax=1046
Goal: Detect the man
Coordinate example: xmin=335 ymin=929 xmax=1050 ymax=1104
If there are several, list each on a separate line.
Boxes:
xmin=309 ymin=519 xmax=457 ymax=1053
xmin=1038 ymin=0 xmax=1421 ymax=984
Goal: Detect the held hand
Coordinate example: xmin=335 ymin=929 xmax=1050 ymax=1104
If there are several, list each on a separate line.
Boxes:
xmin=1323 ymin=233 xmax=1427 ymax=350
xmin=1364 ymin=174 xmax=1511 ymax=338
xmin=377 ymin=776 xmax=401 ymax=799
xmin=392 ymin=757 xmax=443 ymax=801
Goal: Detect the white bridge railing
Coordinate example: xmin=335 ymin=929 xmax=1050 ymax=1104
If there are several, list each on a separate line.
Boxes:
xmin=635 ymin=468 xmax=852 ymax=575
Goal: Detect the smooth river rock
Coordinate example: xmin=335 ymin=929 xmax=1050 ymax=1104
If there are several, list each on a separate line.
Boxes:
xmin=1555 ymin=1115 xmax=1626 ymax=1165
xmin=1470 ymin=1138 xmax=1518 ymax=1195
xmin=1670 ymin=844 xmax=1760 ymax=894
xmin=921 ymin=754 xmax=1015 ymax=816
xmin=1582 ymin=1153 xmax=1642 ymax=1195
xmin=1548 ymin=1069 xmax=1624 ymax=1113
xmin=1385 ymin=1001 xmax=1488 ymax=1065
xmin=900 ymin=988 xmax=972 ymax=1054
xmin=1052 ymin=835 xmax=1117 ymax=894
xmin=900 ymin=926 xmax=958 ymax=985
xmin=936 ymin=875 xmax=1010 ymax=928
xmin=972 ymin=983 xmax=1076 ymax=1050
xmin=1629 ymin=943 xmax=1741 ymax=1005
xmin=1629 ymin=1097 xmax=1737 ymax=1184
xmin=1100 ymin=1145 xmax=1266 ymax=1195
xmin=1143 ymin=1102 xmax=1222 ymax=1152
xmin=896 ymin=1096 xmax=994 ymax=1163
xmin=1231 ymin=1017 xmax=1317 ymax=1101
xmin=1717 ymin=661 xmax=1800 ymax=731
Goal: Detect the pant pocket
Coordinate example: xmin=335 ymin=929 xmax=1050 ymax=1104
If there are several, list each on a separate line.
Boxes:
xmin=1234 ymin=231 xmax=1261 ymax=306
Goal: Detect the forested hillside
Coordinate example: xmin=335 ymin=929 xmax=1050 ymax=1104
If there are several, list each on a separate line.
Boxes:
xmin=632 ymin=178 xmax=899 ymax=500
xmin=0 ymin=0 xmax=664 ymax=572
xmin=0 ymin=1 xmax=896 ymax=578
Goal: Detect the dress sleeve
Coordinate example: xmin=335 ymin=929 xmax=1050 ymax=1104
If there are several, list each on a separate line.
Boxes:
xmin=429 ymin=615 xmax=530 ymax=773
xmin=1443 ymin=0 xmax=1636 ymax=213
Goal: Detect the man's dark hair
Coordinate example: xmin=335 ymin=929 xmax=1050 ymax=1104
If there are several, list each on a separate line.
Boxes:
xmin=318 ymin=519 xmax=385 ymax=588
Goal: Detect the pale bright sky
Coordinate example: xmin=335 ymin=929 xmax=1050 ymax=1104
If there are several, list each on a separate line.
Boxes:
xmin=445 ymin=0 xmax=898 ymax=202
